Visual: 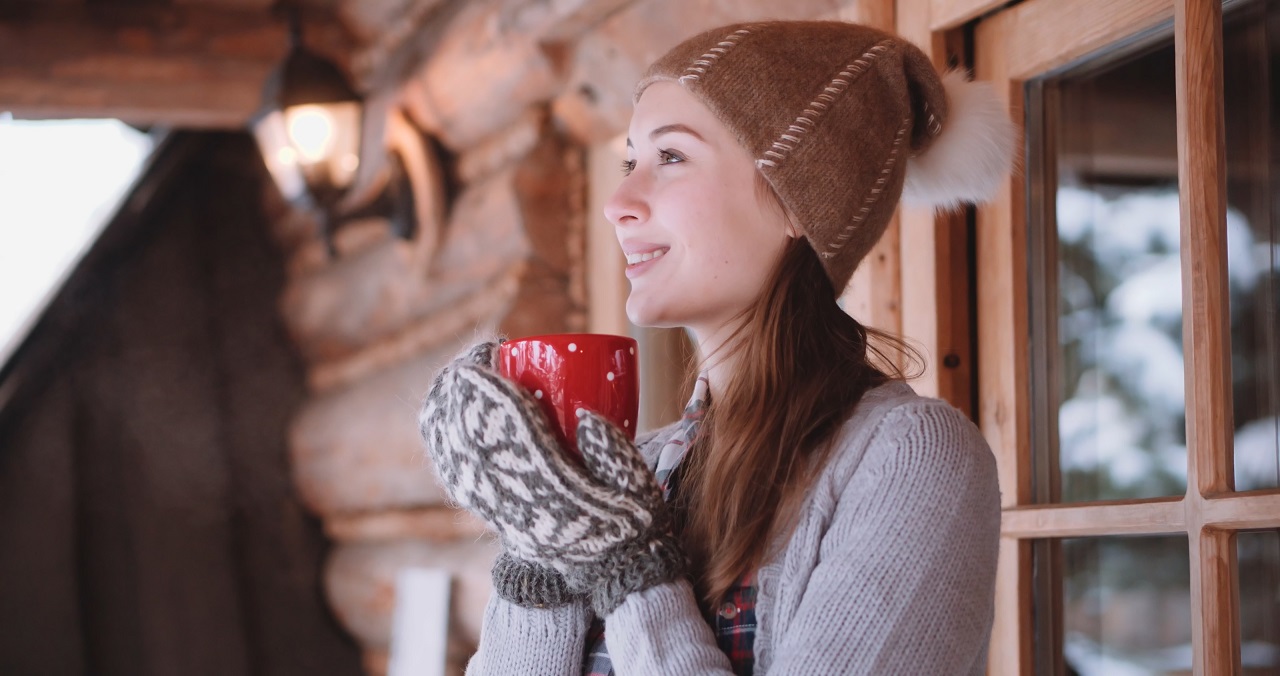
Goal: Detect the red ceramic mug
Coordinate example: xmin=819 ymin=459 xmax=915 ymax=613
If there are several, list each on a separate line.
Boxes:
xmin=497 ymin=333 xmax=639 ymax=460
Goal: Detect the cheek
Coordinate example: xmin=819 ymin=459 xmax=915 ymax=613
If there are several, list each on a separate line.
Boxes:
xmin=716 ymin=207 xmax=786 ymax=275
xmin=678 ymin=192 xmax=781 ymax=284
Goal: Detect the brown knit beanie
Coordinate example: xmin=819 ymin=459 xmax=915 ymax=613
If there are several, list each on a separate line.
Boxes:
xmin=636 ymin=21 xmax=1016 ymax=293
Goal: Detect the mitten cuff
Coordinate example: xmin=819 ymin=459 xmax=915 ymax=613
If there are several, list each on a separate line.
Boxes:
xmin=570 ymin=533 xmax=688 ymax=617
xmin=492 ymin=552 xmax=580 ymax=608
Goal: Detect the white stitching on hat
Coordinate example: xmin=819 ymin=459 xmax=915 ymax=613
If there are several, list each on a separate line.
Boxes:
xmin=679 ymin=28 xmax=754 ymax=84
xmin=824 ymin=116 xmax=909 ymax=254
xmin=922 ymin=101 xmax=943 ymax=136
xmin=755 ymin=40 xmax=894 ymax=169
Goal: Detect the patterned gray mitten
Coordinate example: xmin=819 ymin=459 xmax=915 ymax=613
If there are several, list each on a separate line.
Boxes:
xmin=421 ymin=340 xmax=574 ymax=609
xmin=419 ymin=347 xmax=685 ymax=616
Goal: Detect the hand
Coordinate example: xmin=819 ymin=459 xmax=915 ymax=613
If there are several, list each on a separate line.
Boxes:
xmin=420 ymin=339 xmax=576 ymax=608
xmin=559 ymin=410 xmax=687 ymax=615
xmin=419 ymin=342 xmax=684 ymax=615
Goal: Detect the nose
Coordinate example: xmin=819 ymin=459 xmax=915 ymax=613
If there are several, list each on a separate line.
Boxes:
xmin=603 ymin=175 xmax=649 ymax=228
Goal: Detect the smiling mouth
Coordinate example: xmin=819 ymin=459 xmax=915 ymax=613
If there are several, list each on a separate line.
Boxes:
xmin=625 ymin=248 xmax=669 ymax=266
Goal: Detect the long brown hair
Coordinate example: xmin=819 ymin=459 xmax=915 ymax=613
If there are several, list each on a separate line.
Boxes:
xmin=672 ymin=181 xmax=921 ymax=609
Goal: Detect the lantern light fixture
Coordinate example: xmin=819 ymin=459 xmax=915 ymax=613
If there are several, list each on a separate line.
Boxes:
xmin=253 ymin=13 xmax=362 ymax=213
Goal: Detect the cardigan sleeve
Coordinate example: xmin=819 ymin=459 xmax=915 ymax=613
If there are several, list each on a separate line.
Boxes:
xmin=600 ymin=579 xmax=736 ymax=675
xmin=764 ymin=400 xmax=1002 ymax=674
xmin=596 ymin=399 xmax=1001 ymax=676
xmin=465 ymin=595 xmax=592 ymax=675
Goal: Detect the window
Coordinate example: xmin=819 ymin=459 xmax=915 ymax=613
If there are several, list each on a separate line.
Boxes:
xmin=958 ymin=0 xmax=1280 ymax=671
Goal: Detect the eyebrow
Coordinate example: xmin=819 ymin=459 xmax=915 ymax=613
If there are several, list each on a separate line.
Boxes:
xmin=625 ymin=123 xmax=707 ymax=148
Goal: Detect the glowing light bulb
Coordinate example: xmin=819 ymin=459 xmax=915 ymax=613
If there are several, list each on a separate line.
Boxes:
xmin=285 ymin=105 xmax=335 ymax=164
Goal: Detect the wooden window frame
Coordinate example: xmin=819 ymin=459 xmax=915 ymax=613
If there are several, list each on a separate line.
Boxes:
xmin=933 ymin=0 xmax=1280 ymax=672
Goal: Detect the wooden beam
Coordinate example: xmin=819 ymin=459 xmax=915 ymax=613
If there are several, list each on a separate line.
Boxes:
xmin=929 ymin=0 xmax=1008 ymax=30
xmin=973 ymin=8 xmax=1033 ymax=675
xmin=987 ymin=0 xmax=1173 ymax=81
xmin=833 ymin=0 xmax=894 ymax=30
xmin=324 ymin=508 xmax=487 ymax=543
xmin=990 ymin=537 xmax=1033 ymax=676
xmin=173 ymin=0 xmax=276 ymax=8
xmin=1174 ymin=1 xmax=1239 ymax=673
xmin=839 ymin=0 xmax=902 ymax=341
xmin=1202 ymin=490 xmax=1280 ymax=530
xmin=1188 ymin=528 xmax=1241 ymax=675
xmin=973 ymin=18 xmax=1031 ymax=515
xmin=0 ymin=6 xmax=350 ymax=128
xmin=1175 ymin=0 xmax=1234 ymax=501
xmin=896 ymin=6 xmax=972 ymax=413
xmin=842 ymin=214 xmax=903 ymax=339
xmin=1001 ymin=497 xmax=1186 ymax=539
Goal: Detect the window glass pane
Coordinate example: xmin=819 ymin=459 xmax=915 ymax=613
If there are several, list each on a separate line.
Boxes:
xmin=1240 ymin=530 xmax=1280 ymax=675
xmin=1050 ymin=535 xmax=1192 ymax=674
xmin=1223 ymin=1 xmax=1280 ymax=492
xmin=1038 ymin=41 xmax=1187 ymax=503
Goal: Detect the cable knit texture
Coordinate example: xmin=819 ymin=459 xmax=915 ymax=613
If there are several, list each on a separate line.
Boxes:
xmin=465 ymin=380 xmax=1002 ymax=675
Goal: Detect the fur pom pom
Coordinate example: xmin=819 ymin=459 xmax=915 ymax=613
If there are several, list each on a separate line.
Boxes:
xmin=903 ymin=70 xmax=1016 ymax=210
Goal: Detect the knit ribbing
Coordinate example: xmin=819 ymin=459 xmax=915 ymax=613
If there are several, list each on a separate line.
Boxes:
xmin=491 ymin=553 xmax=578 ymax=608
xmin=465 ymin=596 xmax=591 ymax=674
xmin=564 ymin=530 xmax=687 ymax=616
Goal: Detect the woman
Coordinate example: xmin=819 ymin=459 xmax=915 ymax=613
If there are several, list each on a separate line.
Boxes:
xmin=420 ymin=20 xmax=1015 ymax=675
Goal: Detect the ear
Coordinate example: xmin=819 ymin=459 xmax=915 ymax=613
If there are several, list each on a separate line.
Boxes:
xmin=780 ymin=205 xmax=803 ymax=239
xmin=778 ymin=218 xmax=798 ymax=240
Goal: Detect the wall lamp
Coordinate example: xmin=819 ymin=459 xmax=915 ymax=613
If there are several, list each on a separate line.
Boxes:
xmin=253 ymin=14 xmax=415 ymax=254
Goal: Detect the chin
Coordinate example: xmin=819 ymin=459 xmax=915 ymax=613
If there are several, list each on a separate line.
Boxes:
xmin=625 ymin=292 xmax=676 ymax=328
xmin=625 ymin=297 xmax=656 ymax=327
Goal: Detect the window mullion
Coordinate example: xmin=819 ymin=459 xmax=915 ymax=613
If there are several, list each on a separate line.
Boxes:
xmin=1173 ymin=0 xmax=1241 ymax=673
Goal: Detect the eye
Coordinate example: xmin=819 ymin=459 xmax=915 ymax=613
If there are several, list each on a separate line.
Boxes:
xmin=621 ymin=159 xmax=637 ymax=176
xmin=658 ymin=149 xmax=685 ymax=165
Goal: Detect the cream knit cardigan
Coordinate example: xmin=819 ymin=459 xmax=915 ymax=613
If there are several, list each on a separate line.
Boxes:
xmin=465 ymin=380 xmax=1002 ymax=675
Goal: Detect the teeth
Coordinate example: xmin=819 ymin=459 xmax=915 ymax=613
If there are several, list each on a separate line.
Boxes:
xmin=626 ymin=248 xmax=668 ymax=265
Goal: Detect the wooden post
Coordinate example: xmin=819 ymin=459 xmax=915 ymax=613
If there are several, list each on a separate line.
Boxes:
xmin=840 ymin=0 xmax=903 ymax=342
xmin=1173 ymin=0 xmax=1240 ymax=673
xmin=973 ymin=8 xmax=1034 ymax=674
xmin=0 ymin=6 xmax=348 ymax=127
xmin=896 ymin=1 xmax=974 ymax=412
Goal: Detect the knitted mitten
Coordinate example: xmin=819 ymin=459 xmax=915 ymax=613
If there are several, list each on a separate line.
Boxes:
xmin=421 ymin=340 xmax=574 ymax=609
xmin=420 ymin=343 xmax=685 ymax=616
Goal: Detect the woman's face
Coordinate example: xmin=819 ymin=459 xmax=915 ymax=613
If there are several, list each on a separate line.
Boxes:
xmin=604 ymin=81 xmax=793 ymax=338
